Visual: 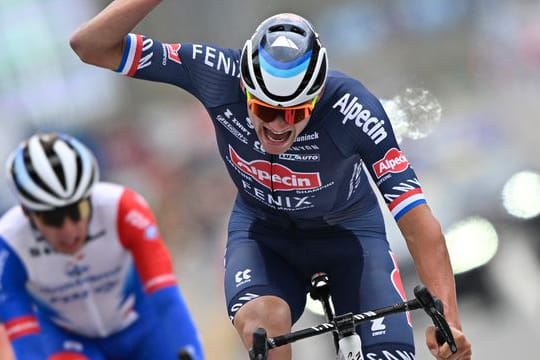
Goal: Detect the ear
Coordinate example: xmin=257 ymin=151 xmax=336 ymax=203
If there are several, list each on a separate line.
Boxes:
xmin=21 ymin=206 xmax=39 ymax=229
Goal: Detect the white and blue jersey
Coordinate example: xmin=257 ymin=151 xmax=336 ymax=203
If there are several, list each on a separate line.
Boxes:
xmin=0 ymin=183 xmax=203 ymax=359
xmin=117 ymin=34 xmax=426 ymax=357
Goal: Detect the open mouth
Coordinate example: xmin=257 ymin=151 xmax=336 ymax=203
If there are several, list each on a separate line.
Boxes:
xmin=60 ymin=237 xmax=81 ymax=252
xmin=263 ymin=127 xmax=293 ymax=143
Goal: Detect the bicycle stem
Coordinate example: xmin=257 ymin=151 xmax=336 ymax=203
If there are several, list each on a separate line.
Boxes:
xmin=268 ymin=298 xmax=421 ymax=349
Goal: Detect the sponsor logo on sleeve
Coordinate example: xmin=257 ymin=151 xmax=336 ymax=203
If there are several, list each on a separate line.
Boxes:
xmin=333 ymin=93 xmax=387 ymax=144
xmin=125 ymin=210 xmax=159 ymax=240
xmin=192 ymin=44 xmax=240 ymax=77
xmin=165 ymin=43 xmax=182 ymax=64
xmin=372 ymin=148 xmax=410 ymax=178
xmin=137 ymin=38 xmax=154 ymax=70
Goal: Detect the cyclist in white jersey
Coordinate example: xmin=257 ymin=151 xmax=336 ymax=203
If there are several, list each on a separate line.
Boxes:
xmin=0 ymin=133 xmax=204 ymax=360
xmin=70 ymin=2 xmax=472 ymax=359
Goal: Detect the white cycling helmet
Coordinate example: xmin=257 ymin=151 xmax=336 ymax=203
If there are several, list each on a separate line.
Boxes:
xmin=240 ymin=13 xmax=328 ymax=107
xmin=6 ymin=133 xmax=99 ymax=211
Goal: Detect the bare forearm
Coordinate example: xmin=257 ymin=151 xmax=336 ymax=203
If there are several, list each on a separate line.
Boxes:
xmin=398 ymin=205 xmax=461 ymax=329
xmin=408 ymin=232 xmax=461 ymax=328
xmin=70 ymin=0 xmax=162 ymax=69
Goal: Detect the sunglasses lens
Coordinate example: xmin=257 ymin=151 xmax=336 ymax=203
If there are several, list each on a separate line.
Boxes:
xmin=37 ymin=211 xmax=65 ymax=227
xmin=250 ymin=102 xmax=312 ymax=125
xmin=251 ymin=103 xmax=281 ymax=123
xmin=291 ymin=107 xmax=311 ymax=124
xmin=35 ymin=199 xmax=91 ymax=227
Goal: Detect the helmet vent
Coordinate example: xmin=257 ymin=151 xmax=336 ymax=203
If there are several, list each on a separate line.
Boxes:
xmin=307 ymin=56 xmax=327 ymax=95
xmin=268 ymin=24 xmax=306 ymax=36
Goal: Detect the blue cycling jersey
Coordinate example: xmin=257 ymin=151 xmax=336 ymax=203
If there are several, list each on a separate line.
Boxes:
xmin=116 ymin=34 xmax=426 ymax=357
xmin=117 ymin=35 xmax=426 ymax=223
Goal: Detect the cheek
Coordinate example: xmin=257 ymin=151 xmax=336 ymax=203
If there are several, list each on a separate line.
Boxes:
xmin=247 ymin=111 xmax=260 ymax=127
xmin=81 ymin=222 xmax=89 ymax=234
xmin=294 ymin=119 xmax=310 ymax=134
xmin=42 ymin=229 xmax=61 ymax=245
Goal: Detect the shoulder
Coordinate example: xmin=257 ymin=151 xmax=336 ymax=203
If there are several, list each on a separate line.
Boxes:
xmin=315 ymin=69 xmax=386 ymax=125
xmin=315 ymin=70 xmax=390 ymax=147
xmin=175 ymin=41 xmax=242 ymax=81
xmin=92 ymin=183 xmax=151 ymax=211
xmin=187 ymin=43 xmax=242 ymax=64
xmin=0 ymin=206 xmax=31 ymax=249
xmin=90 ymin=182 xmax=125 ymax=206
xmin=324 ymin=70 xmax=383 ymax=111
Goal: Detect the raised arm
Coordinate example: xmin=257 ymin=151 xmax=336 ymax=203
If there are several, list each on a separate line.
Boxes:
xmin=70 ymin=0 xmax=162 ymax=70
xmin=397 ymin=204 xmax=472 ymax=359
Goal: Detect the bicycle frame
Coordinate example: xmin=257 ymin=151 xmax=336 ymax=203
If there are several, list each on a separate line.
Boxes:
xmin=249 ymin=273 xmax=457 ymax=360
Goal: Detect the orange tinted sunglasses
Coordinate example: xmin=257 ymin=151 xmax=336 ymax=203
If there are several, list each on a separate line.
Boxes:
xmin=246 ymin=90 xmax=317 ymax=125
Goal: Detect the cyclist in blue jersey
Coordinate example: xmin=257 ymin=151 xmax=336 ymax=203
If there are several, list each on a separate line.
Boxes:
xmin=71 ymin=2 xmax=472 ymax=359
xmin=0 ymin=133 xmax=204 ymax=360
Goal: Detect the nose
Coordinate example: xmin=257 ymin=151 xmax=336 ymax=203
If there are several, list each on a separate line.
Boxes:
xmin=59 ymin=217 xmax=81 ymax=235
xmin=267 ymin=113 xmax=290 ymax=128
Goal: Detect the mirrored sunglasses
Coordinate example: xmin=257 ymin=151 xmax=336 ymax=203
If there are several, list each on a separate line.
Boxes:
xmin=246 ymin=90 xmax=317 ymax=125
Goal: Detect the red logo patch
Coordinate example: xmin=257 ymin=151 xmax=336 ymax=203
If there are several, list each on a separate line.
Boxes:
xmin=165 ymin=43 xmax=182 ymax=64
xmin=229 ymin=147 xmax=321 ymax=191
xmin=372 ymin=148 xmax=409 ymax=178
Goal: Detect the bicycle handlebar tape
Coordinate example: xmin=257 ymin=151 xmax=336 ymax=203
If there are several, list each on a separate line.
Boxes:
xmin=433 ymin=298 xmax=446 ymax=345
xmin=413 ymin=285 xmax=435 ymax=308
xmin=249 ymin=328 xmax=268 ymax=360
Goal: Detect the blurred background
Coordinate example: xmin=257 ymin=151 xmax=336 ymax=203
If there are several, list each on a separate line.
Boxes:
xmin=1 ymin=0 xmax=540 ymax=358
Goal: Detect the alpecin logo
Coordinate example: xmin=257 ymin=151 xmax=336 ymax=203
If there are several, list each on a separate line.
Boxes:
xmin=165 ymin=43 xmax=182 ymax=64
xmin=229 ymin=146 xmax=321 ymax=191
xmin=372 ymin=148 xmax=409 ymax=178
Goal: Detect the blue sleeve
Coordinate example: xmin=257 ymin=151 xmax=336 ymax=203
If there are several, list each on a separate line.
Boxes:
xmin=329 ymin=79 xmax=427 ymax=220
xmin=0 ymin=238 xmax=48 ymax=359
xmin=144 ymin=286 xmax=204 ymax=360
xmin=116 ymin=34 xmax=241 ymax=108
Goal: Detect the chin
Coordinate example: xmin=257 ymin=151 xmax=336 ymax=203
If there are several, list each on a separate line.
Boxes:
xmin=58 ymin=241 xmax=85 ymax=255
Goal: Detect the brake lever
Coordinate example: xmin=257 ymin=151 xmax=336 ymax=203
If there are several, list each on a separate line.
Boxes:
xmin=414 ymin=285 xmax=458 ymax=354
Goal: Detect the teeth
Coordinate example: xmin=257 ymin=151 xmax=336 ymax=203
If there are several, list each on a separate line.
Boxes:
xmin=267 ymin=128 xmax=289 ymax=135
xmin=267 ymin=130 xmax=290 ymax=141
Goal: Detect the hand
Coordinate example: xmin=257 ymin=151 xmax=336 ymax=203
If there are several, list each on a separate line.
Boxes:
xmin=425 ymin=325 xmax=472 ymax=359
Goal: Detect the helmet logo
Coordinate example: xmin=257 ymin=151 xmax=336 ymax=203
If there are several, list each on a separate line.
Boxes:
xmin=270 ymin=36 xmax=299 ymax=50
